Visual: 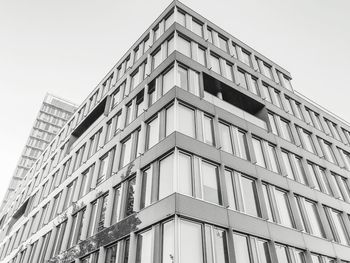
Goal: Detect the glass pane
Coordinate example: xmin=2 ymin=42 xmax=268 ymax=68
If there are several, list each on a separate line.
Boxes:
xmin=256 ymin=239 xmax=271 ymax=263
xmin=192 ymin=20 xmax=203 ymax=36
xmin=237 ymin=70 xmax=247 ymax=89
xmin=233 ymin=233 xmax=251 ymax=263
xmin=282 ymin=152 xmax=295 ymax=180
xmin=177 ymin=104 xmax=195 ymax=138
xmin=238 ymin=131 xmax=249 ymax=160
xmin=219 ymin=123 xmax=233 ymax=154
xmin=210 ymin=55 xmax=221 ymax=74
xmin=125 ymin=177 xmax=136 ymax=217
xmin=177 ymin=66 xmax=188 ymax=91
xmin=162 ymin=221 xmax=175 ymax=263
xmin=120 ymin=137 xmax=132 ymax=168
xmin=203 ymin=116 xmax=214 ymax=145
xmin=197 ymin=48 xmax=206 ymax=66
xmin=330 ymin=209 xmax=349 ymax=245
xmin=252 ymin=138 xmax=266 ymax=168
xmin=304 ymin=200 xmax=325 ymax=237
xmin=241 ymin=176 xmax=259 ymax=217
xmin=166 ymin=105 xmax=174 ymax=136
xmin=178 ymin=153 xmax=192 ymax=196
xmin=177 ymin=35 xmax=191 ymax=57
xmin=262 ymin=185 xmax=273 ymax=221
xmin=213 ymin=228 xmax=228 ymax=263
xmin=201 ymin=161 xmax=220 ymax=204
xmin=159 ymin=154 xmax=174 ymax=200
xmin=275 ymin=190 xmax=293 ymax=228
xmin=225 ymin=170 xmax=236 ymax=210
xmin=163 ymin=67 xmax=175 ymax=95
xmin=141 ymin=167 xmax=153 ymax=209
xmin=179 ymin=220 xmax=203 ymax=263
xmin=267 ymin=145 xmax=279 ymax=173
xmin=147 ymin=117 xmax=159 ymax=149
xmin=275 ymin=244 xmax=289 ymax=263
xmin=136 ymin=230 xmax=153 ymax=263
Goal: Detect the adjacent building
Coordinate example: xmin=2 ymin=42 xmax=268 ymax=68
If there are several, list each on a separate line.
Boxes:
xmin=0 ymin=94 xmax=77 ymax=211
xmin=2 ymin=1 xmax=350 ymax=263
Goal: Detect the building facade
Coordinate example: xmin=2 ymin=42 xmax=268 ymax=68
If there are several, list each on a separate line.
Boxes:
xmin=1 ymin=94 xmax=77 ymax=211
xmin=2 ymin=1 xmax=350 ymax=263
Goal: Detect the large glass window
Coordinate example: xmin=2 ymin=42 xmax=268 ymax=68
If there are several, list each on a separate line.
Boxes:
xmin=136 ymin=229 xmax=153 ymax=263
xmin=267 ymin=144 xmax=279 ymax=173
xmin=177 ymin=104 xmax=195 ymax=138
xmin=241 ymin=176 xmax=260 ymax=217
xmin=120 ymin=137 xmax=132 ymax=168
xmin=178 ymin=152 xmax=192 ymax=196
xmin=192 ymin=20 xmax=203 ymax=37
xmin=299 ymin=129 xmax=315 ymax=154
xmin=282 ymin=151 xmax=295 ymax=180
xmin=179 ymin=220 xmax=203 ymax=263
xmin=165 ymin=104 xmax=174 ymax=136
xmin=162 ymin=220 xmax=175 ymax=263
xmin=203 ymin=115 xmax=214 ymax=145
xmin=146 ymin=116 xmax=159 ymax=149
xmin=125 ymin=177 xmax=136 ymax=217
xmin=237 ymin=70 xmax=248 ymax=89
xmin=158 ymin=154 xmax=174 ymax=200
xmin=327 ymin=208 xmax=349 ymax=245
xmin=111 ymin=186 xmax=122 ymax=224
xmin=140 ymin=167 xmax=153 ymax=209
xmin=177 ymin=66 xmax=188 ymax=91
xmin=97 ymin=153 xmax=110 ymax=185
xmin=210 ymin=54 xmax=221 ymax=74
xmin=177 ymin=35 xmax=191 ymax=57
xmin=219 ymin=122 xmax=233 ymax=154
xmin=275 ymin=244 xmax=290 ymax=263
xmin=252 ymin=138 xmax=266 ymax=168
xmin=233 ymin=233 xmax=251 ymax=263
xmin=163 ymin=67 xmax=175 ymax=95
xmin=201 ymin=161 xmax=221 ymax=204
xmin=303 ymin=199 xmax=325 ymax=238
xmin=275 ymin=189 xmax=294 ymax=228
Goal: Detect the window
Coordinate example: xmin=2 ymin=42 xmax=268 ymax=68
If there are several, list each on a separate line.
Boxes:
xmin=68 ymin=208 xmax=86 ymax=248
xmin=165 ymin=104 xmax=174 ymax=136
xmin=111 ymin=186 xmax=122 ymax=224
xmin=224 ymin=62 xmax=234 ymax=82
xmin=152 ymin=49 xmax=162 ymax=69
xmin=219 ymin=122 xmax=233 ymax=154
xmin=162 ymin=220 xmax=175 ymax=263
xmin=280 ymin=119 xmax=293 ymax=142
xmin=178 ymin=104 xmax=195 ymax=138
xmin=202 ymin=115 xmax=214 ymax=145
xmin=281 ymin=151 xmax=295 ymax=180
xmin=51 ymin=221 xmax=67 ymax=257
xmin=275 ymin=244 xmax=290 ymax=263
xmin=237 ymin=131 xmax=249 ymax=160
xmin=274 ymin=189 xmax=294 ymax=228
xmin=148 ymin=82 xmax=156 ymax=106
xmin=120 ymin=136 xmax=132 ymax=168
xmin=262 ymin=63 xmax=274 ymax=80
xmin=136 ymin=229 xmax=153 ymax=263
xmin=79 ymin=165 xmax=94 ymax=199
xmin=237 ymin=70 xmax=248 ymax=89
xmin=81 ymin=251 xmax=99 ymax=263
xmin=241 ymin=49 xmax=252 ymax=66
xmin=296 ymin=197 xmax=325 ymax=238
xmin=146 ymin=116 xmax=159 ymax=149
xmin=197 ymin=47 xmax=206 ymax=66
xmin=49 ymin=192 xmax=61 ymax=220
xmin=167 ymin=36 xmax=174 ymax=55
xmin=140 ymin=167 xmax=153 ymax=209
xmin=179 ymin=219 xmax=203 ymax=263
xmin=63 ymin=179 xmax=77 ymax=210
xmin=88 ymin=129 xmax=101 ymax=158
xmin=176 ymin=10 xmax=186 ymax=26
xmin=326 ymin=207 xmax=349 ymax=245
xmin=299 ymin=128 xmax=316 ymax=154
xmin=232 ymin=233 xmax=251 ymax=263
xmin=177 ymin=66 xmax=188 ymax=91
xmin=266 ymin=144 xmax=280 ymax=173
xmin=252 ymin=137 xmax=266 ymax=168
xmin=87 ymin=194 xmax=108 ymax=236
xmin=210 ymin=54 xmax=221 ymax=74
xmin=201 ymin=161 xmax=221 ymax=204
xmin=177 ymin=34 xmax=191 ymax=57
xmin=321 ymin=140 xmax=337 ymax=164
xmin=262 ymin=84 xmax=272 ymax=103
xmin=192 ymin=19 xmax=203 ymax=36
xmin=125 ymin=102 xmax=133 ymax=126
xmin=241 ymin=176 xmax=260 ymax=217
xmin=158 ymin=154 xmax=174 ymax=200
xmin=112 ymin=83 xmax=123 ymax=108
xmin=268 ymin=113 xmax=278 ymax=135
xmin=164 ymin=11 xmax=174 ymax=30
xmin=125 ymin=176 xmax=136 ymax=217
xmin=162 ymin=67 xmax=175 ymax=95
xmin=218 ymin=35 xmax=228 ymax=52
xmin=97 ymin=152 xmax=111 ymax=185
xmin=178 ymin=152 xmax=192 ymax=196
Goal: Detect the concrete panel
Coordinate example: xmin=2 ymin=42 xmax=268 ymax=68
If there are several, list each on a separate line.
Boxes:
xmin=268 ymin=222 xmax=305 ymax=248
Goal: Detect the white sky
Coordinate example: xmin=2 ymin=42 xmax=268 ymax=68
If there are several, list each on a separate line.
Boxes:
xmin=0 ymin=0 xmax=349 ymax=204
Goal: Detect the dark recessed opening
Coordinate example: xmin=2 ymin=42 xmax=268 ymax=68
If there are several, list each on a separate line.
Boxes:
xmin=203 ymin=73 xmax=267 ymax=122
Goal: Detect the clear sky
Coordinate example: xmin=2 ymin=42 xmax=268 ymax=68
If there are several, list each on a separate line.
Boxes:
xmin=0 ymin=0 xmax=349 ymax=203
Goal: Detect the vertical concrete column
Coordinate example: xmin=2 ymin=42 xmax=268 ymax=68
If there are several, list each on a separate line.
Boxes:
xmin=98 ymin=122 xmax=108 ymax=151
xmin=191 ymin=42 xmax=198 ymax=61
xmin=134 ymin=169 xmax=142 ymax=212
xmin=90 ymin=160 xmax=100 ymax=190
xmin=287 ymin=191 xmax=304 ymax=231
xmin=184 ymin=14 xmax=191 ymax=30
xmin=203 ymin=22 xmax=209 ymax=41
xmin=218 ymin=164 xmax=229 ymax=208
xmin=158 ymin=20 xmax=165 ymax=37
xmin=232 ymin=64 xmax=239 ymax=87
xmin=72 ymin=174 xmax=83 ymax=204
xmin=228 ymin=38 xmax=236 ymax=58
xmin=236 ymin=46 xmax=243 ymax=62
xmin=311 ymin=133 xmax=324 ymax=158
xmin=112 ymin=142 xmax=122 ymax=175
xmin=80 ymin=203 xmax=92 ymax=241
xmin=143 ymin=84 xmax=150 ymax=110
xmin=255 ymin=179 xmax=269 ymax=220
xmin=245 ymin=131 xmax=255 ymax=164
xmin=211 ymin=30 xmax=219 ymax=47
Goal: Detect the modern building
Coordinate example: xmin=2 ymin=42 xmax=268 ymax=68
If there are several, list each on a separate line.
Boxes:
xmin=2 ymin=1 xmax=350 ymax=263
xmin=0 ymin=94 xmax=77 ymax=211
